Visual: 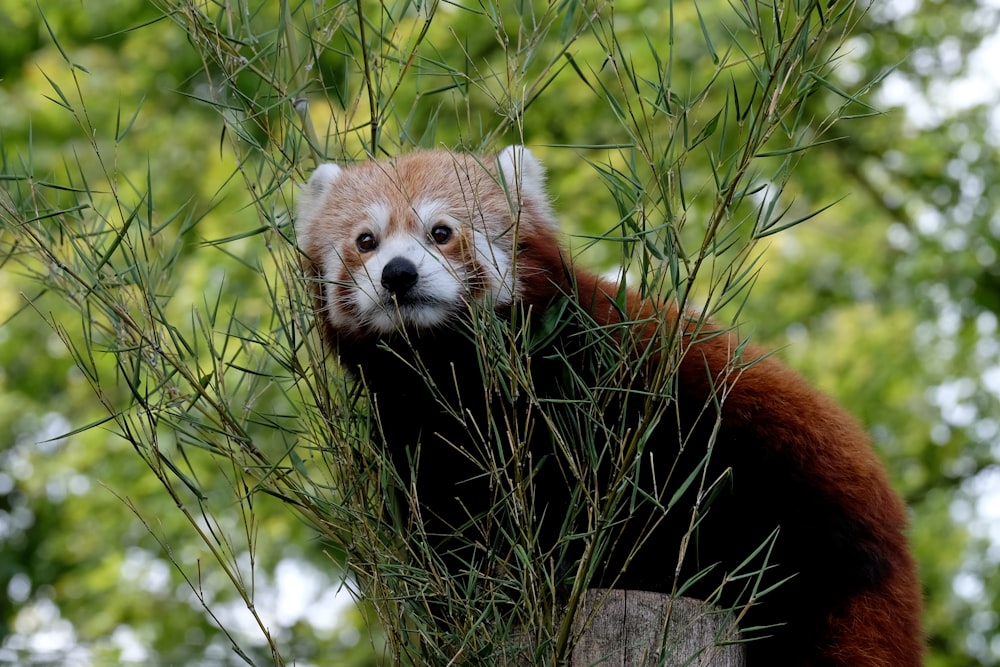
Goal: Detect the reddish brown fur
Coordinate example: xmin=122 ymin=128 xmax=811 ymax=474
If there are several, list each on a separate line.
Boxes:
xmin=516 ymin=228 xmax=923 ymax=665
xmin=513 ymin=214 xmax=923 ymax=667
xmin=298 ymin=148 xmax=925 ymax=666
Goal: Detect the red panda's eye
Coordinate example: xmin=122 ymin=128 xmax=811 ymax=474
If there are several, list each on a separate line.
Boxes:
xmin=430 ymin=225 xmax=452 ymax=245
xmin=356 ymin=233 xmax=377 ymax=253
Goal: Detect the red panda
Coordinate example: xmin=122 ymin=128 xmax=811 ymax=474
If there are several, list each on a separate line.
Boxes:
xmin=296 ymin=146 xmax=924 ymax=666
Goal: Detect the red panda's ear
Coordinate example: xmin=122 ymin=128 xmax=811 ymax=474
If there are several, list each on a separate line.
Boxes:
xmin=297 ymin=163 xmax=344 ymax=235
xmin=496 ymin=146 xmax=547 ymax=205
xmin=303 ymin=163 xmax=343 ymax=198
xmin=496 ymin=146 xmax=559 ymax=234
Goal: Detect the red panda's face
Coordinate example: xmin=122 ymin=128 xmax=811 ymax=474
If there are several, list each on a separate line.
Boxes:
xmin=296 ymin=147 xmax=556 ymax=337
xmin=312 ymin=189 xmax=513 ymax=335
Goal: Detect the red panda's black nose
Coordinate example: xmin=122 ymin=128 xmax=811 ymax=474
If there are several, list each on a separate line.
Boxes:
xmin=381 ymin=257 xmax=419 ymax=295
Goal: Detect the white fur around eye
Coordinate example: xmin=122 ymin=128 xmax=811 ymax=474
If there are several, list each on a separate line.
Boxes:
xmin=414 ymin=199 xmax=447 ymax=226
xmin=364 ymin=200 xmax=391 ymax=236
xmin=337 ymin=231 xmax=466 ymax=334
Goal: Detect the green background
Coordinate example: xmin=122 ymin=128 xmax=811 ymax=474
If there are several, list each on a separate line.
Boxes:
xmin=2 ymin=1 xmax=999 ymax=665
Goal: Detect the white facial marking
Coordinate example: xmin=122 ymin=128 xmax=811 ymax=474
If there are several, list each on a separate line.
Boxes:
xmin=365 ymin=200 xmax=391 ymax=236
xmin=299 ymin=153 xmax=543 ymax=336
xmin=473 ymin=231 xmax=514 ymax=306
xmin=414 ymin=197 xmax=515 ymax=307
xmin=344 ymin=229 xmax=466 ymax=334
xmin=414 ymin=199 xmax=447 ymax=227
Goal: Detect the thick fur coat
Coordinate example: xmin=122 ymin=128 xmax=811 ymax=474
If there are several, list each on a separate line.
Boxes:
xmin=296 ymin=147 xmax=924 ymax=666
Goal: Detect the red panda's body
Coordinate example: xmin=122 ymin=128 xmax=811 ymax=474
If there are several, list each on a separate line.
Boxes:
xmin=296 ymin=147 xmax=924 ymax=666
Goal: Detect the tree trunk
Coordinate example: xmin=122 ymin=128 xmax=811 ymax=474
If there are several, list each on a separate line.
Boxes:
xmin=569 ymin=590 xmax=745 ymax=667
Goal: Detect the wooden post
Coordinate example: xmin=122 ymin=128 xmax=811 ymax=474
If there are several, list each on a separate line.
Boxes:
xmin=569 ymin=590 xmax=745 ymax=667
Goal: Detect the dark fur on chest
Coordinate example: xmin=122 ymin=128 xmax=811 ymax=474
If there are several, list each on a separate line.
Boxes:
xmin=333 ymin=307 xmax=884 ymax=663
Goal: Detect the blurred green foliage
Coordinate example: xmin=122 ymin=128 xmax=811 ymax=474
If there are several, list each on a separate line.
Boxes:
xmin=1 ymin=0 xmax=999 ymax=665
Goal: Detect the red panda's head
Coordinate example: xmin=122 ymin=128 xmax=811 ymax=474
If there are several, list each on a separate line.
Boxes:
xmin=296 ymin=146 xmax=558 ymax=338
